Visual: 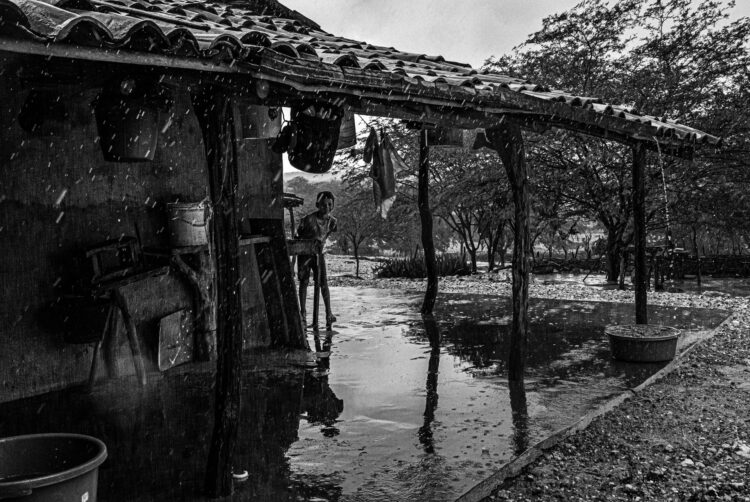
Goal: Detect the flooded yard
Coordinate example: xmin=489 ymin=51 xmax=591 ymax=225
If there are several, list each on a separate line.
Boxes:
xmin=0 ymin=287 xmax=728 ymax=501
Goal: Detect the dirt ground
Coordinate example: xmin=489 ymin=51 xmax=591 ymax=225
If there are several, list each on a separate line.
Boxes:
xmin=326 ymin=255 xmax=750 ymax=501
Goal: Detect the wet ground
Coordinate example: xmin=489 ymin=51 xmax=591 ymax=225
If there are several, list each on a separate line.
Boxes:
xmin=0 ymin=287 xmax=728 ymax=501
xmin=533 ymin=272 xmax=750 ymax=297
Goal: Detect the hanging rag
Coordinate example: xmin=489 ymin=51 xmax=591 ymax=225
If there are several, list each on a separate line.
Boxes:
xmin=364 ymin=128 xmax=407 ymax=218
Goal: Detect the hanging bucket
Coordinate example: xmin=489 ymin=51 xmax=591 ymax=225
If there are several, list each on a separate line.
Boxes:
xmin=337 ymin=110 xmax=356 ymax=150
xmin=287 ymin=102 xmax=342 ymax=173
xmin=0 ymin=433 xmax=107 ymax=502
xmin=167 ymin=201 xmax=211 ymax=247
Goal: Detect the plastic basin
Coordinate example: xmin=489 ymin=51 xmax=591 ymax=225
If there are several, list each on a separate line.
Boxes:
xmin=606 ymin=324 xmax=680 ymax=362
xmin=0 ymin=433 xmax=107 ymax=501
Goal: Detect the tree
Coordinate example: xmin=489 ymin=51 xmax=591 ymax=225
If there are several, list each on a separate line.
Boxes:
xmin=333 ymin=187 xmax=382 ymax=277
xmin=486 ymin=0 xmax=750 ymax=279
xmin=429 ymin=145 xmax=514 ymax=273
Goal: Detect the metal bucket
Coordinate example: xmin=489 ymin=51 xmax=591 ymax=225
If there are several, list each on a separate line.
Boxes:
xmin=167 ymin=201 xmax=210 ymax=247
xmin=0 ymin=433 xmax=107 ymax=501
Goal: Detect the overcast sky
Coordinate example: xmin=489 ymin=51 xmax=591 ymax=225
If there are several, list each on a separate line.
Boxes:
xmin=281 ymin=0 xmax=750 ymax=67
xmin=280 ymin=1 xmax=750 ymax=178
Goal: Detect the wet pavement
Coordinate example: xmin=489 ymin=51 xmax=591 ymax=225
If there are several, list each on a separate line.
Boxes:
xmin=0 ymin=287 xmax=729 ymax=501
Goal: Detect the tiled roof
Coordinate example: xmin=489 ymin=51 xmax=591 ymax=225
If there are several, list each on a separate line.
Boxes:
xmin=0 ymin=0 xmax=721 ymax=148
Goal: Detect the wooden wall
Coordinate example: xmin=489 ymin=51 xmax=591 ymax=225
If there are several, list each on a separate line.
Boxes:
xmin=0 ymin=61 xmax=283 ymax=403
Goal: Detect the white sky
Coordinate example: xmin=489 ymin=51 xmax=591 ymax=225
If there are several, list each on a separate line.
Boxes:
xmin=281 ymin=0 xmax=750 ymax=68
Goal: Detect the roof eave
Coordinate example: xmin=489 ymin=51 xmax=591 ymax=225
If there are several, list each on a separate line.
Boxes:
xmin=0 ymin=36 xmax=721 ymax=156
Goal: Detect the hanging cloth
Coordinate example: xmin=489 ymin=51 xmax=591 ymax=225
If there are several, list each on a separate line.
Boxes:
xmin=364 ymin=128 xmax=406 ymax=218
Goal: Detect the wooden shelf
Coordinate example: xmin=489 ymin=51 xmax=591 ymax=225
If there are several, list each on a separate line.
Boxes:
xmin=239 ymin=235 xmax=271 ymax=246
xmin=144 ymin=235 xmax=271 ymax=257
xmin=92 ymin=266 xmax=171 ymax=295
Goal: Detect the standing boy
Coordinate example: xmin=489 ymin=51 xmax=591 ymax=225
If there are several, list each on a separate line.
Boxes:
xmin=297 ymin=191 xmax=337 ymax=330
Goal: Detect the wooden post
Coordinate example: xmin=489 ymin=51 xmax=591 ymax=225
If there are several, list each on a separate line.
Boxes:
xmin=254 ymin=220 xmax=308 ymax=348
xmin=171 ymin=252 xmax=217 ymax=361
xmin=192 ymin=87 xmax=243 ymax=498
xmin=487 ymin=120 xmax=530 ymax=381
xmin=419 ymin=129 xmax=438 ymax=315
xmin=693 ymin=227 xmax=702 ymax=287
xmin=632 ymin=143 xmax=648 ymax=324
xmin=111 ymin=288 xmax=147 ymax=386
xmin=288 ymin=207 xmax=297 ymax=275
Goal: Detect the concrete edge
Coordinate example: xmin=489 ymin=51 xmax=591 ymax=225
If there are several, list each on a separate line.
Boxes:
xmin=455 ymin=312 xmax=737 ymax=502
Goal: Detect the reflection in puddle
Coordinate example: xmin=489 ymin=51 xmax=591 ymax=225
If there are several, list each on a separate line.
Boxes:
xmin=0 ymin=288 xmax=728 ymax=501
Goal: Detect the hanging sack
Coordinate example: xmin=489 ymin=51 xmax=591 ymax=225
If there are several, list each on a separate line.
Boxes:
xmin=287 ymin=102 xmax=343 ymax=173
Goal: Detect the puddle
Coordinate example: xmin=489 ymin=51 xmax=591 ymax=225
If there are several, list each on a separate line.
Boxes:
xmin=0 ymin=288 xmax=728 ymax=501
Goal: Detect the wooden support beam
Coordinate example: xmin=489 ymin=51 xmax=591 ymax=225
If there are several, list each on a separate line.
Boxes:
xmin=510 ymin=115 xmax=696 ymax=160
xmin=486 ymin=119 xmax=530 ymax=381
xmin=192 ymin=88 xmax=243 ymax=498
xmin=418 ymin=129 xmax=438 ymax=315
xmin=632 ymin=143 xmax=648 ymax=324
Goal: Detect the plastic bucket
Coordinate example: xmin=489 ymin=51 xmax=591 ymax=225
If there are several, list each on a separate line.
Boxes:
xmin=167 ymin=202 xmax=210 ymax=247
xmin=0 ymin=433 xmax=107 ymax=501
xmin=606 ymin=325 xmax=680 ymax=362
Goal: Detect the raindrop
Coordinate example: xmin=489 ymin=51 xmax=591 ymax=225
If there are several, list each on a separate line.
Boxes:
xmin=161 ymin=116 xmax=174 ymax=133
xmin=55 ymin=211 xmax=65 ymax=224
xmin=54 ymin=189 xmax=68 ymax=207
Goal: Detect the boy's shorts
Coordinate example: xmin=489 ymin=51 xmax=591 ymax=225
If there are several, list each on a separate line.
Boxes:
xmin=298 ymin=253 xmax=328 ymax=285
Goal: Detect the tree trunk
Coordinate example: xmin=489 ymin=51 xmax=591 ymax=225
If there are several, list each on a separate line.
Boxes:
xmin=192 ymin=90 xmax=243 ymax=498
xmin=468 ymin=247 xmax=478 ymax=274
xmin=692 ymin=226 xmax=702 ymax=286
xmin=605 ymin=229 xmax=621 ymax=283
xmin=354 ymin=243 xmax=360 ymax=279
xmin=632 ymin=143 xmax=648 ymax=324
xmin=487 ymin=120 xmax=529 ymax=382
xmin=419 ymin=129 xmax=438 ymax=315
xmin=487 ymin=241 xmax=496 ymax=272
xmin=508 ymin=378 xmax=528 ymax=455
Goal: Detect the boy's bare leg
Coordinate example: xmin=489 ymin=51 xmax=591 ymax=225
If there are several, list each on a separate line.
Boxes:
xmin=319 ymin=254 xmax=336 ymax=328
xmin=313 ymin=274 xmax=320 ymax=331
xmin=298 ymin=279 xmax=308 ymax=328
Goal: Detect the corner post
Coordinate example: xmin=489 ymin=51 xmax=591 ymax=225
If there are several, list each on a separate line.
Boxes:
xmin=419 ymin=128 xmax=438 ymax=315
xmin=192 ymin=87 xmax=244 ymax=498
xmin=632 ymin=143 xmax=648 ymax=324
xmin=487 ymin=120 xmax=529 ymax=381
